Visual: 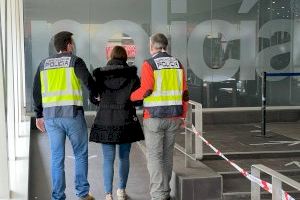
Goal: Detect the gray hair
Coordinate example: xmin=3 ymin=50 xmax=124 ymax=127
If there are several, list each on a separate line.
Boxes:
xmin=150 ymin=33 xmax=168 ymax=50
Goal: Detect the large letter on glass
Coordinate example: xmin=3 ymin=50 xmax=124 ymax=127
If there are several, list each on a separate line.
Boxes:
xmin=256 ymin=19 xmax=291 ymax=81
xmin=188 ymin=20 xmax=240 ymax=82
xmin=31 ymin=19 xmax=87 ymax=75
xmin=240 ymin=21 xmax=256 ymax=80
xmin=51 ymin=20 xmax=89 ymax=64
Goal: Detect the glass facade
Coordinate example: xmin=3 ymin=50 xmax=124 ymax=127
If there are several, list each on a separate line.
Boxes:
xmin=24 ymin=0 xmax=300 ymax=110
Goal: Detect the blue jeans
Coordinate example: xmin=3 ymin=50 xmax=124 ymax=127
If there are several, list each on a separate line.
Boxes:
xmin=45 ymin=111 xmax=90 ymax=200
xmin=101 ymin=143 xmax=131 ymax=193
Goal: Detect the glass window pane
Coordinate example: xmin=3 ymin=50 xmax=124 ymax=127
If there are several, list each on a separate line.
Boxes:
xmin=24 ymin=0 xmax=300 ymax=109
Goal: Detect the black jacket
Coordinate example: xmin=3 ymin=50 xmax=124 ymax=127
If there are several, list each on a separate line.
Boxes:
xmin=89 ymin=59 xmax=144 ymax=144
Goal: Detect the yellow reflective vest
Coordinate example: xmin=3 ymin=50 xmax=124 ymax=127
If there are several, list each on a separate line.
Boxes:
xmin=40 ymin=55 xmax=83 ymax=108
xmin=144 ymin=52 xmax=184 ymax=118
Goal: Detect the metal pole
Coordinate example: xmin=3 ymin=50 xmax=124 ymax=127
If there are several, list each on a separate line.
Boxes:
xmin=272 ymin=177 xmax=282 ymax=200
xmin=251 ymin=166 xmax=261 ymax=200
xmin=261 ymin=72 xmax=266 ymax=137
xmin=185 ymin=103 xmax=193 ymax=168
xmin=195 ymin=103 xmax=203 ymax=160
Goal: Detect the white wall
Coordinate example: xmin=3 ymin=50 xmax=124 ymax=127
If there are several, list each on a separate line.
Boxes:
xmin=0 ymin=0 xmax=10 ymax=198
xmin=0 ymin=0 xmax=28 ymax=199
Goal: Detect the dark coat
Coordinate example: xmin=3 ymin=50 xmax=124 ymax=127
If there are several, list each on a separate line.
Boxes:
xmin=89 ymin=59 xmax=144 ymax=144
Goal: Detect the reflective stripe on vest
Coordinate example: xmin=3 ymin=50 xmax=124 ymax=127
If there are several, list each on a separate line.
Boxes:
xmin=144 ymin=68 xmax=183 ymax=107
xmin=40 ymin=57 xmax=83 ymax=108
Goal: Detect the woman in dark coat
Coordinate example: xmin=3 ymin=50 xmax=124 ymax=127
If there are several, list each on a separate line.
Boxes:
xmin=89 ymin=46 xmax=144 ymax=200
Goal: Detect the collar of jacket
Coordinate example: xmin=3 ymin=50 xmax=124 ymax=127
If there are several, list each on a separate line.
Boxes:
xmin=93 ymin=62 xmax=137 ymax=77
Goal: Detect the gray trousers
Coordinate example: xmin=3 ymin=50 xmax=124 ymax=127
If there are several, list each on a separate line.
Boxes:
xmin=143 ymin=118 xmax=183 ymax=200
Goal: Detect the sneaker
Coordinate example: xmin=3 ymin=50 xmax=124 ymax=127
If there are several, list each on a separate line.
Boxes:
xmin=116 ymin=189 xmax=128 ymax=200
xmin=79 ymin=193 xmax=95 ymax=200
xmin=105 ymin=193 xmax=113 ymax=200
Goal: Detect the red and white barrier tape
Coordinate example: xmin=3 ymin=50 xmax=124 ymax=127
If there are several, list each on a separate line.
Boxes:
xmin=190 ymin=125 xmax=296 ymax=200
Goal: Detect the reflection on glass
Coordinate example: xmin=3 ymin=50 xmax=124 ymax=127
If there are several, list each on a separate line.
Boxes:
xmin=23 ymin=0 xmax=300 ymax=109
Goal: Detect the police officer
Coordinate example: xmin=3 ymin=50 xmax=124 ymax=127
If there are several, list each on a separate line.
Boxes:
xmin=33 ymin=31 xmax=97 ymax=200
xmin=131 ymin=33 xmax=189 ymax=200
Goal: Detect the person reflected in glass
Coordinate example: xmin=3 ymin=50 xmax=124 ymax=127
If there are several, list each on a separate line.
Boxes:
xmin=89 ymin=46 xmax=144 ymax=200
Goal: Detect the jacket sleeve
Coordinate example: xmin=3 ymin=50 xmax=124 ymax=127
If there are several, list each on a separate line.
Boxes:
xmin=74 ymin=57 xmax=98 ymax=96
xmin=132 ymin=75 xmax=141 ymax=92
xmin=130 ymin=61 xmax=154 ymax=101
xmin=181 ymin=65 xmax=189 ymax=118
xmin=131 ymin=75 xmax=143 ymax=106
xmin=89 ymin=68 xmax=102 ymax=105
xmin=32 ymin=64 xmax=43 ymax=118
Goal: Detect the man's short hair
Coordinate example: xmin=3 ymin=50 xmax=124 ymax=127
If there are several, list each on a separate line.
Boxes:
xmin=54 ymin=31 xmax=73 ymax=52
xmin=150 ymin=33 xmax=168 ymax=50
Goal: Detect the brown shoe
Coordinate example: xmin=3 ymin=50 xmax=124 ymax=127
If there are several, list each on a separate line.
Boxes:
xmin=79 ymin=193 xmax=95 ymax=200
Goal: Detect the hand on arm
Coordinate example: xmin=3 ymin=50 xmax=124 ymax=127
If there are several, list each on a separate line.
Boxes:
xmin=89 ymin=92 xmax=101 ymax=105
